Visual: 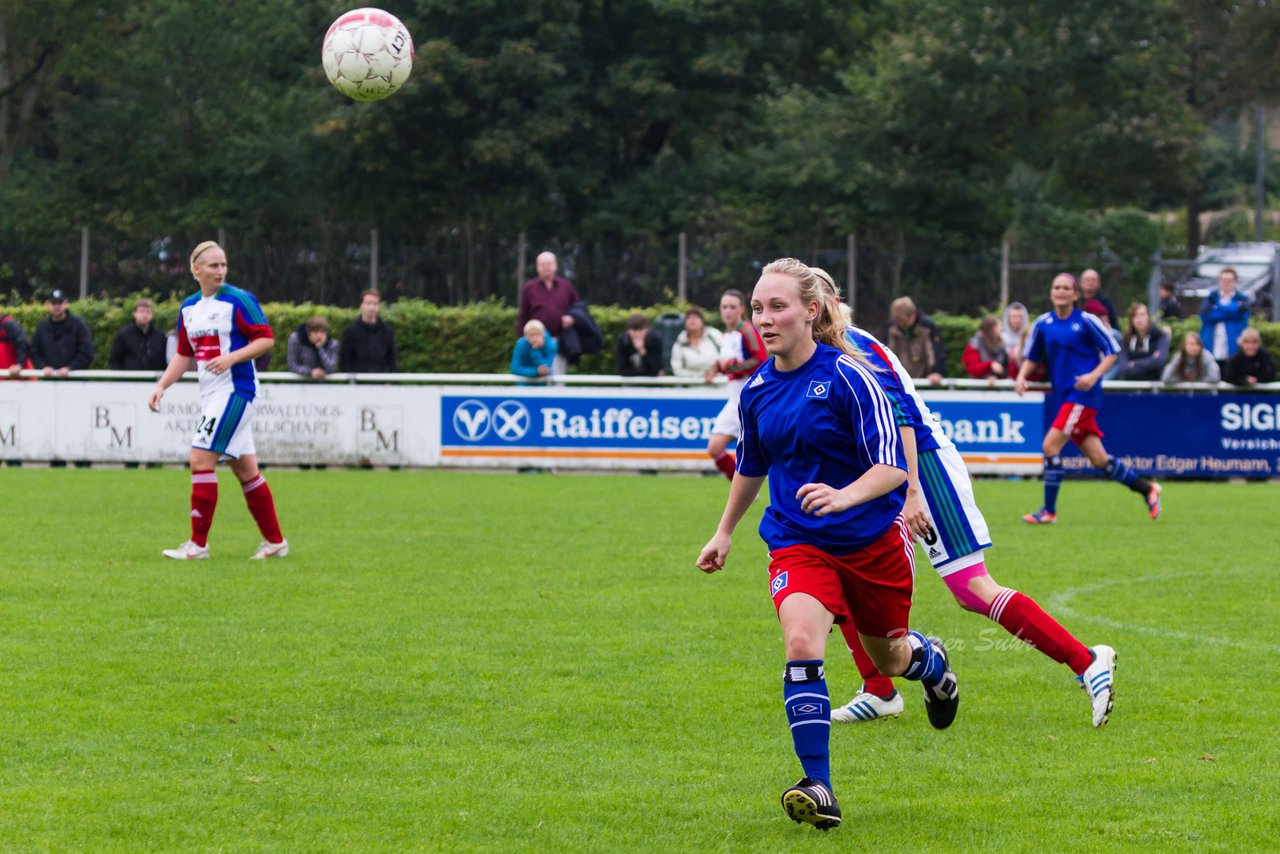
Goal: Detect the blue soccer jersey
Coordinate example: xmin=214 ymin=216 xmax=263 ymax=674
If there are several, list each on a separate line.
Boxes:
xmin=844 ymin=324 xmax=949 ymax=454
xmin=737 ymin=342 xmax=908 ymax=554
xmin=1024 ymin=308 xmax=1118 ymax=409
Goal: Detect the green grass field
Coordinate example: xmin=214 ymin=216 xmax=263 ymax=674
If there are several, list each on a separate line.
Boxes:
xmin=1 ymin=469 xmax=1275 ymax=851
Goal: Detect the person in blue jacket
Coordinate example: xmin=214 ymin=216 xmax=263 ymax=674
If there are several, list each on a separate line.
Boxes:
xmin=510 ymin=319 xmax=558 ymax=382
xmin=1199 ymin=267 xmax=1252 ymax=370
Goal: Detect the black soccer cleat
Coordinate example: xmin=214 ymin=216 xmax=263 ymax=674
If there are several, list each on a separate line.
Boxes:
xmin=781 ymin=777 xmax=841 ymax=831
xmin=922 ymin=636 xmax=959 ymax=730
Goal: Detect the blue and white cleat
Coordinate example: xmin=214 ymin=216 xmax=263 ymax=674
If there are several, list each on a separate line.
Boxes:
xmin=1078 ymin=645 xmax=1116 ymax=728
xmin=831 ymin=689 xmax=903 ymax=723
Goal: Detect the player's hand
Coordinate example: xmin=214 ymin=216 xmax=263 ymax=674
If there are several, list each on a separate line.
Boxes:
xmin=797 ymin=482 xmax=853 ymax=516
xmin=1073 ymin=372 xmax=1097 ymax=391
xmin=148 ymin=386 xmax=164 ymax=412
xmin=902 ymin=487 xmax=933 ymax=540
xmin=207 ymin=354 xmax=236 ymax=375
xmin=696 ymin=533 xmax=731 ymax=573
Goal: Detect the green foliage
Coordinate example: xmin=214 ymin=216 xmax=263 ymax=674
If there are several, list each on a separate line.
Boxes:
xmin=1 ymin=471 xmax=1278 ymax=848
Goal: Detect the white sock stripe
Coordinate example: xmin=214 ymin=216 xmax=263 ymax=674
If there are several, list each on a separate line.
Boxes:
xmin=786 ymin=692 xmax=829 ymax=703
xmin=988 ymin=588 xmax=1017 ymax=622
xmin=789 ymin=719 xmax=831 ymax=730
xmin=191 ymin=472 xmax=218 ymax=485
xmin=785 ymin=666 xmax=826 ymax=682
xmin=242 ymin=475 xmax=266 ymax=493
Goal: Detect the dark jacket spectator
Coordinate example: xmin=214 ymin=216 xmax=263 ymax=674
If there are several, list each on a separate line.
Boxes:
xmin=961 ymin=315 xmax=1009 ymax=380
xmin=1114 ymin=303 xmax=1169 ymax=381
xmin=1079 ymin=268 xmax=1119 ymax=330
xmin=559 ymin=300 xmax=604 ymax=364
xmin=32 ymin=290 xmax=94 ymax=373
xmin=1157 ymin=282 xmax=1183 ymax=321
xmin=884 ymin=296 xmax=947 ymax=382
xmin=288 ymin=317 xmax=340 ymax=377
xmin=616 ymin=313 xmax=665 ymax=377
xmin=1222 ymin=329 xmax=1275 ymax=386
xmin=109 ymin=298 xmax=167 ymax=371
xmin=339 ymin=289 xmax=397 ymax=372
xmin=1 ymin=312 xmax=32 ymax=376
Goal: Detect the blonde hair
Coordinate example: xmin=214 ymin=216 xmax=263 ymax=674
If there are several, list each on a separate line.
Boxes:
xmin=190 ymin=240 xmax=222 ymax=267
xmin=760 ymin=258 xmax=862 ymax=362
xmin=523 ymin=319 xmax=546 ymax=336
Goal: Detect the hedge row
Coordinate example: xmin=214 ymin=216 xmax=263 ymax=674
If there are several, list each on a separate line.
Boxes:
xmin=4 ymin=297 xmax=1278 ymax=376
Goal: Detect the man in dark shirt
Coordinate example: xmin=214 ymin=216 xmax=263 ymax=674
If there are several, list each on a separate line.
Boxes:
xmin=517 ymin=252 xmax=580 ymax=375
xmin=32 ymin=289 xmax=94 ymax=377
xmin=339 ymin=289 xmax=397 ymax=372
xmin=1080 ymin=269 xmax=1120 ymax=330
xmin=109 ymin=298 xmax=167 ymax=371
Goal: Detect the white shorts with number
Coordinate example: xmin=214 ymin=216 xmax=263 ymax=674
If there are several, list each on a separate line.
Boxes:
xmin=915 ymin=444 xmax=992 ymax=577
xmin=192 ymin=392 xmax=257 ymax=459
xmin=711 ymin=380 xmax=745 ymax=438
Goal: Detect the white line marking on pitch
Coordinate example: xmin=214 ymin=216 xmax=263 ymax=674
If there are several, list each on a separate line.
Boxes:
xmin=1045 ymin=569 xmax=1280 ymax=655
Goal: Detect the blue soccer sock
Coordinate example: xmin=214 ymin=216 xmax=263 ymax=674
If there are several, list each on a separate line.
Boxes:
xmin=1105 ymin=455 xmax=1137 ymax=487
xmin=1043 ymin=455 xmax=1064 ymax=513
xmin=901 ymin=631 xmax=945 ymax=687
xmin=783 ymin=660 xmax=831 ymax=790
xmin=1106 ymin=455 xmax=1153 ymax=495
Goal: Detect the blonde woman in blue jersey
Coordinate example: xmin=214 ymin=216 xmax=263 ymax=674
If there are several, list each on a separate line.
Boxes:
xmin=696 ymin=258 xmax=958 ymax=832
xmin=148 ymin=241 xmax=288 ymax=560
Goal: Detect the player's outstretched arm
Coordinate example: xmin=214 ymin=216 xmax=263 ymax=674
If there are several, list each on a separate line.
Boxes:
xmin=697 ymin=473 xmax=764 ymax=573
xmin=148 ymin=356 xmax=196 ymax=412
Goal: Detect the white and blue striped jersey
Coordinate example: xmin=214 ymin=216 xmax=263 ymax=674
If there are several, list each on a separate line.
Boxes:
xmin=845 ymin=324 xmax=952 ymax=454
xmin=737 ymin=342 xmax=908 ymax=554
xmin=1024 ymin=308 xmax=1118 ymax=409
xmin=175 ymin=284 xmax=273 ymax=402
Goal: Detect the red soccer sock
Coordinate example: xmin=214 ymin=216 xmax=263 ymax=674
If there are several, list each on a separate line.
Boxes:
xmin=713 ymin=451 xmax=736 ymax=480
xmin=988 ymin=589 xmax=1093 ymax=675
xmin=836 ymin=620 xmax=896 ymax=698
xmin=190 ymin=470 xmax=218 ymax=547
xmin=241 ymin=474 xmax=283 ymax=544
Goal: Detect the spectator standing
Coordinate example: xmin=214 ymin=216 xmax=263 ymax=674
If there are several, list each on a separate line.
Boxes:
xmin=1001 ymin=302 xmax=1029 ymax=367
xmin=517 ymin=251 xmax=580 ymax=375
xmin=883 ymin=296 xmax=946 ymax=385
xmin=669 ymin=306 xmax=722 ymax=378
xmin=616 ymin=313 xmax=665 ymax=377
xmin=109 ymin=298 xmax=167 ymax=371
xmin=32 ymin=289 xmax=94 ymax=377
xmin=1198 ymin=267 xmax=1252 ymax=370
xmin=340 ymin=289 xmax=397 ymax=373
xmin=1223 ymin=328 xmax=1276 ymax=386
xmin=510 ymin=319 xmax=557 ymax=382
xmin=1 ymin=309 xmax=32 ymax=377
xmin=1157 ymin=280 xmax=1183 ymax=321
xmin=287 ymin=316 xmax=339 ymax=378
xmin=1114 ymin=303 xmax=1169 ymax=381
xmin=1162 ymin=332 xmax=1220 ymax=384
xmin=1079 ymin=269 xmax=1119 ymax=330
xmin=961 ymin=315 xmax=1010 ymax=381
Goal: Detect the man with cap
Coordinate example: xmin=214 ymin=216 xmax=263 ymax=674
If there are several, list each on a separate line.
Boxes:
xmin=32 ymin=289 xmax=95 ymax=377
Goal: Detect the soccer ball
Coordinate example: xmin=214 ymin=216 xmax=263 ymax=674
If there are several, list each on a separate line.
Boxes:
xmin=322 ymin=8 xmax=414 ymax=102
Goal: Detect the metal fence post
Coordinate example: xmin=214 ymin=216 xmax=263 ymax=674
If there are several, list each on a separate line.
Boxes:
xmin=677 ymin=231 xmax=687 ymax=302
xmin=79 ymin=227 xmax=89 ymax=299
xmin=999 ymin=238 xmax=1010 ymax=308
xmin=1147 ymin=248 xmax=1163 ymax=314
xmin=1272 ymin=250 xmax=1280 ymax=323
xmin=515 ymin=231 xmax=527 ymax=303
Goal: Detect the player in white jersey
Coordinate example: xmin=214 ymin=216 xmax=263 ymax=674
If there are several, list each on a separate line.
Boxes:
xmin=147 ymin=241 xmax=288 ymax=561
xmin=808 ymin=270 xmax=1115 ymax=728
xmin=704 ymin=289 xmax=768 ymax=479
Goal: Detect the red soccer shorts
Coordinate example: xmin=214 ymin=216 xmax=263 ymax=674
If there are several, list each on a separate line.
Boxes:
xmin=767 ymin=518 xmax=915 ymax=639
xmin=1051 ymin=401 xmax=1104 ymax=443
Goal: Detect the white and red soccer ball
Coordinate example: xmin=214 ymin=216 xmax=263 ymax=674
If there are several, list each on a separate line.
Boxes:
xmin=322 ymin=8 xmax=414 ymax=101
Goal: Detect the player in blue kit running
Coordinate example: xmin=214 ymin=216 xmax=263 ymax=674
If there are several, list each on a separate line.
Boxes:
xmin=1016 ymin=273 xmax=1162 ymax=525
xmin=696 ymin=258 xmax=958 ymax=832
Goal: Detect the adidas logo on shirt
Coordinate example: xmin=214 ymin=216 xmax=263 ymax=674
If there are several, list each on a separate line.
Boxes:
xmin=748 ymin=373 xmax=764 ymax=388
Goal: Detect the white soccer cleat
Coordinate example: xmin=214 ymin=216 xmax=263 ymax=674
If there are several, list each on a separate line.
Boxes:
xmin=250 ymin=539 xmax=289 ymax=560
xmin=162 ymin=540 xmax=209 ymax=560
xmin=831 ymin=689 xmax=904 ymax=723
xmin=1079 ymin=644 xmax=1117 ymax=728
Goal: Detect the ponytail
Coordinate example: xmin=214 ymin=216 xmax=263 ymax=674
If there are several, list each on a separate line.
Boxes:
xmin=760 ymin=259 xmax=865 ymax=364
